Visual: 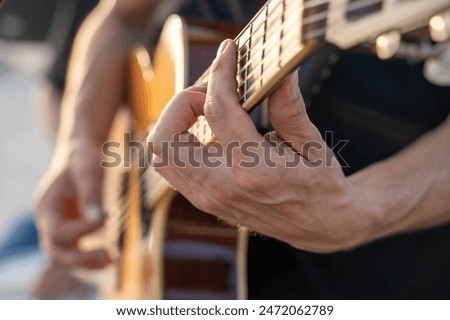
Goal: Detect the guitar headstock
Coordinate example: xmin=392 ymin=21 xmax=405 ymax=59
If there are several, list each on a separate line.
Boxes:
xmin=324 ymin=0 xmax=450 ymax=85
xmin=325 ymin=0 xmax=449 ymax=48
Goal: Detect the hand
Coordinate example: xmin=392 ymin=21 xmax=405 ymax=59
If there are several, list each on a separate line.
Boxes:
xmin=147 ymin=40 xmax=382 ymax=253
xmin=35 ymin=140 xmax=112 ymax=269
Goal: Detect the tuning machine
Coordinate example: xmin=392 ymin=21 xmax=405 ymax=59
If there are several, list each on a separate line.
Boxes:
xmin=425 ymin=9 xmax=450 ymax=86
xmin=424 ymin=43 xmax=450 ymax=86
xmin=429 ymin=10 xmax=450 ymax=42
xmin=374 ymin=31 xmax=402 ymax=60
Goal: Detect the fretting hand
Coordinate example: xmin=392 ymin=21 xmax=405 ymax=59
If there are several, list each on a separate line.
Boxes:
xmin=147 ymin=40 xmax=382 ymax=253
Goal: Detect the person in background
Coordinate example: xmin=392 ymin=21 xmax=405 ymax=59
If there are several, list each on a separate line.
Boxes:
xmin=35 ymin=0 xmax=450 ymax=299
xmin=32 ymin=0 xmax=100 ymax=299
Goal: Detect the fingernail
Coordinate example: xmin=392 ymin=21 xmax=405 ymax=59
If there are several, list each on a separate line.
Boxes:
xmin=217 ymin=39 xmax=231 ymax=57
xmin=85 ymin=204 xmax=102 ymax=222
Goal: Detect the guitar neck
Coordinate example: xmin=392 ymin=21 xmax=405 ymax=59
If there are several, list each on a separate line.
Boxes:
xmin=190 ymin=0 xmax=450 ymax=145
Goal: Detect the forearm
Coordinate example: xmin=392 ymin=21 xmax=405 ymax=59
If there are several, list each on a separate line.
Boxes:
xmin=57 ymin=0 xmax=154 ymax=148
xmin=350 ymin=116 xmax=450 ymax=240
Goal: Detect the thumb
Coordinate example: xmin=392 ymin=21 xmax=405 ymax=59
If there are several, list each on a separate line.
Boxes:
xmin=268 ymin=71 xmax=326 ymax=161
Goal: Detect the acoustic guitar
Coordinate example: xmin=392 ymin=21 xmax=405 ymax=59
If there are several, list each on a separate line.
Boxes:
xmin=75 ymin=0 xmax=450 ymax=299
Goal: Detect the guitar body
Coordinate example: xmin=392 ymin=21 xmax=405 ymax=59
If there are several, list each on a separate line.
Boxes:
xmin=77 ymin=15 xmax=248 ymax=300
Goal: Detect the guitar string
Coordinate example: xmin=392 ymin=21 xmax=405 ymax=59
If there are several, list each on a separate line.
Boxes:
xmin=236 ymin=8 xmax=312 ymax=93
xmin=236 ymin=3 xmax=305 ymax=68
xmin=236 ymin=0 xmax=382 ymax=67
xmin=236 ymin=0 xmax=383 ymax=77
xmin=186 ymin=0 xmax=383 ymax=103
xmin=105 ymin=0 xmax=385 ymax=235
xmin=236 ymin=0 xmax=334 ymax=52
xmin=238 ymin=37 xmax=305 ymax=102
xmin=238 ymin=27 xmax=331 ymax=102
xmin=199 ymin=0 xmax=383 ymax=105
xmin=171 ymin=0 xmax=382 ymax=141
xmin=236 ymin=1 xmax=384 ymax=100
xmin=103 ymin=153 xmax=171 ymax=239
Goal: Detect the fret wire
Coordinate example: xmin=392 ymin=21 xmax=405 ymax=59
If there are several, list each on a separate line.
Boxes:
xmin=245 ymin=21 xmax=254 ymax=102
xmin=237 ymin=13 xmax=283 ymax=73
xmin=236 ymin=0 xmax=333 ymax=54
xmin=156 ymin=0 xmax=383 ymax=150
xmin=236 ymin=0 xmax=382 ymax=69
xmin=238 ymin=29 xmax=328 ymax=104
xmin=260 ymin=5 xmax=269 ymax=88
xmin=236 ymin=10 xmax=302 ymax=91
xmin=237 ymin=4 xmax=299 ymax=78
xmin=238 ymin=34 xmax=304 ymax=102
xmin=236 ymin=0 xmax=383 ymax=88
xmin=239 ymin=26 xmax=328 ymax=102
xmin=279 ymin=0 xmax=287 ymax=68
xmin=236 ymin=0 xmax=296 ymax=66
xmin=236 ymin=0 xmax=284 ymax=52
xmin=239 ymin=27 xmax=330 ymax=103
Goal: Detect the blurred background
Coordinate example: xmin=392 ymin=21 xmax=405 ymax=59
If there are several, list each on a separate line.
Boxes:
xmin=0 ymin=0 xmax=79 ymax=299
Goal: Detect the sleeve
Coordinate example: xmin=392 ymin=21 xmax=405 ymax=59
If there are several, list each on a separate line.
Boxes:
xmin=47 ymin=0 xmax=99 ymax=91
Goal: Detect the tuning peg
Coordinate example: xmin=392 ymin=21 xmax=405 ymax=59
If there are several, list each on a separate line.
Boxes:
xmin=430 ymin=10 xmax=450 ymax=42
xmin=424 ymin=45 xmax=450 ymax=86
xmin=375 ymin=31 xmax=401 ymax=60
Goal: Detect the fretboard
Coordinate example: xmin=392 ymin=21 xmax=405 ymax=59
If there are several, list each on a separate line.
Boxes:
xmin=191 ymin=0 xmax=328 ymax=145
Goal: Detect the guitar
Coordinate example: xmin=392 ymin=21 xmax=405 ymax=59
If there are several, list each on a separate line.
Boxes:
xmin=75 ymin=0 xmax=450 ymax=299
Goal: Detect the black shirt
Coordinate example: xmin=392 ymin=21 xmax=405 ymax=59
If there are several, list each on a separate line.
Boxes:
xmin=249 ymin=52 xmax=450 ymax=299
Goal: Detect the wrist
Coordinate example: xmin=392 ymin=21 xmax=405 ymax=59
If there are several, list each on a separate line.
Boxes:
xmin=56 ymin=110 xmax=106 ymax=151
xmin=348 ymin=182 xmax=386 ymax=248
xmin=347 ymin=170 xmax=395 ymax=247
xmin=55 ymin=135 xmax=102 ymax=160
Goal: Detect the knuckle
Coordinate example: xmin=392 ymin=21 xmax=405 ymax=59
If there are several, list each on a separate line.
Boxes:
xmin=204 ymin=100 xmax=224 ymax=124
xmin=234 ymin=170 xmax=264 ymax=193
xmin=211 ymin=56 xmax=226 ymax=73
xmin=174 ymin=90 xmax=192 ymax=102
